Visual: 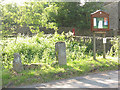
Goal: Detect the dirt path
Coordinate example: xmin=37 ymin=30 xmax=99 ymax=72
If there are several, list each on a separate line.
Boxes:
xmin=17 ymin=70 xmax=119 ymax=88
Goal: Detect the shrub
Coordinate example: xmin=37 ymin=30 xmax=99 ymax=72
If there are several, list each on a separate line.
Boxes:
xmin=109 ymin=37 xmax=118 ymax=57
xmin=1 ymin=32 xmax=93 ymax=69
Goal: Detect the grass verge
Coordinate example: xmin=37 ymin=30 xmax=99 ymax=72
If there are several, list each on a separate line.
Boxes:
xmin=2 ymin=56 xmax=118 ymax=88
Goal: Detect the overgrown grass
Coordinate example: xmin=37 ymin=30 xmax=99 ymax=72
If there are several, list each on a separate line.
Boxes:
xmin=1 ymin=32 xmax=119 ymax=87
xmin=1 ymin=32 xmax=93 ymax=69
xmin=2 ymin=56 xmax=118 ymax=87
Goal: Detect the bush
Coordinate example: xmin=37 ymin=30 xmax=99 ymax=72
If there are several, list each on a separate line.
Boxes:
xmin=1 ymin=32 xmax=93 ymax=69
xmin=109 ymin=37 xmax=118 ymax=57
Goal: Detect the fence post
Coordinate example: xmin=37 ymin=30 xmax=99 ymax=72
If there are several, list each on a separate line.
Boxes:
xmin=118 ymin=37 xmax=120 ymax=64
xmin=93 ymin=32 xmax=96 ymax=60
xmin=103 ymin=33 xmax=106 ymax=59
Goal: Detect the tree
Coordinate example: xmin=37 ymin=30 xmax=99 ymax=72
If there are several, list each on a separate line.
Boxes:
xmin=1 ymin=3 xmax=19 ymax=36
xmin=17 ymin=2 xmax=47 ymax=33
xmin=41 ymin=3 xmax=59 ymax=31
xmin=53 ymin=2 xmax=103 ymax=29
xmin=1 ymin=2 xmax=104 ymax=36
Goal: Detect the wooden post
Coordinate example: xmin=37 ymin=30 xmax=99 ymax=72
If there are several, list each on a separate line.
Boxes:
xmin=118 ymin=37 xmax=120 ymax=64
xmin=93 ymin=32 xmax=96 ymax=60
xmin=103 ymin=33 xmax=106 ymax=59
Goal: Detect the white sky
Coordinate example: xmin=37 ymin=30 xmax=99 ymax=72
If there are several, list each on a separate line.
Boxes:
xmin=1 ymin=0 xmax=119 ymax=6
xmin=0 ymin=0 xmax=31 ymax=5
xmin=0 ymin=0 xmax=86 ymax=5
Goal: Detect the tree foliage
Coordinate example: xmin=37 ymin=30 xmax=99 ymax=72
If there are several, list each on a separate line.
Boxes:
xmin=1 ymin=2 xmax=103 ymax=35
xmin=54 ymin=2 xmax=103 ymax=28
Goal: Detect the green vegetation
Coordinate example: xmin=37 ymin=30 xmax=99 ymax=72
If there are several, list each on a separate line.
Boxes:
xmin=2 ymin=32 xmax=93 ymax=69
xmin=109 ymin=37 xmax=118 ymax=57
xmin=2 ymin=56 xmax=118 ymax=87
xmin=1 ymin=2 xmax=104 ymax=36
xmin=1 ymin=32 xmax=118 ymax=87
xmin=0 ymin=1 xmax=119 ymax=88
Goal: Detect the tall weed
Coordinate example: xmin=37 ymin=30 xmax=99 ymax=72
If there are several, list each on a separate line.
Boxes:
xmin=2 ymin=32 xmax=93 ymax=69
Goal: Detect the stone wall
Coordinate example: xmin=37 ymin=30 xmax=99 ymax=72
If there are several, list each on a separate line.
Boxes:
xmin=16 ymin=26 xmax=116 ymax=37
xmin=104 ymin=1 xmax=120 ymax=35
xmin=118 ymin=2 xmax=120 ymax=30
xmin=73 ymin=36 xmax=113 ymax=54
xmin=104 ymin=2 xmax=119 ymax=30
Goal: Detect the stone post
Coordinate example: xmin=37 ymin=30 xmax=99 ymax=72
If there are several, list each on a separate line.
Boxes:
xmin=55 ymin=42 xmax=67 ymax=65
xmin=13 ymin=53 xmax=23 ymax=72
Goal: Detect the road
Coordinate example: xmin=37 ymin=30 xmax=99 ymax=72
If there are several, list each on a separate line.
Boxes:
xmin=17 ymin=70 xmax=119 ymax=88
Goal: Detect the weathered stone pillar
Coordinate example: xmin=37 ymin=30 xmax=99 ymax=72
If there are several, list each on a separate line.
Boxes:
xmin=55 ymin=42 xmax=67 ymax=65
xmin=13 ymin=53 xmax=23 ymax=72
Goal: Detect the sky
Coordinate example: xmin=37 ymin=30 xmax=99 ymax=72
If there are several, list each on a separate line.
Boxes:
xmin=0 ymin=0 xmax=86 ymax=6
xmin=0 ymin=0 xmax=119 ymax=6
xmin=0 ymin=0 xmax=31 ymax=5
